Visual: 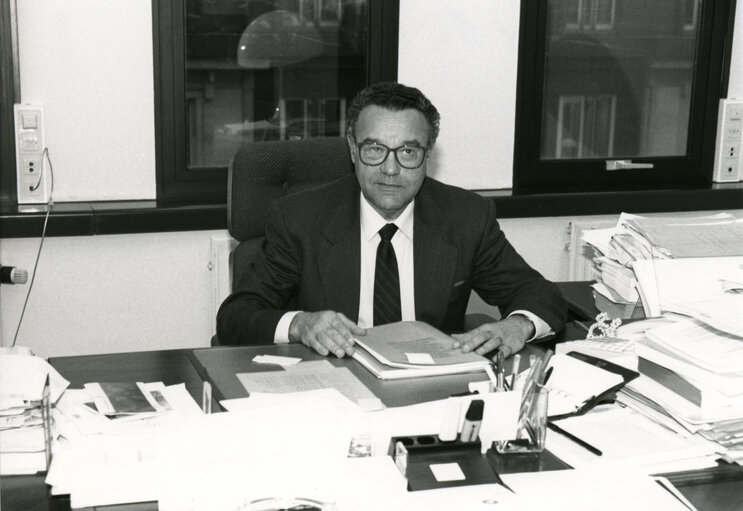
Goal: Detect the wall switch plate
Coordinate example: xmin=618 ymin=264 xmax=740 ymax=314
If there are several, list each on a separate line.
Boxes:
xmin=713 ymin=99 xmax=743 ymax=182
xmin=14 ymin=104 xmax=50 ymax=204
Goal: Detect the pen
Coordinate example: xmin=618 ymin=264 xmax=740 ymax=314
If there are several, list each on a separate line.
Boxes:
xmin=495 ymin=349 xmax=505 ymax=392
xmin=460 ymin=399 xmax=484 ymax=442
xmin=547 ymin=422 xmax=602 ymax=456
xmin=510 ymin=354 xmax=521 ymax=390
xmin=41 ymin=374 xmax=52 ymax=470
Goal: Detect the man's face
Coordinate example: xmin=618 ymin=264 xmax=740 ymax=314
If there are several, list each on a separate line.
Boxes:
xmin=348 ymin=105 xmax=430 ymax=221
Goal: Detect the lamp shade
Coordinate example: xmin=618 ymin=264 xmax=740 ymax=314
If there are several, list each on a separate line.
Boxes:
xmin=237 ymin=10 xmax=325 ymax=69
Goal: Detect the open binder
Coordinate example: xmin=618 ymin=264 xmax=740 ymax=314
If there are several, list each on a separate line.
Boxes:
xmin=547 ymin=352 xmax=639 ymax=420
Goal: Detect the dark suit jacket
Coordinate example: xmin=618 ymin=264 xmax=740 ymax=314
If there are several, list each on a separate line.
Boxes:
xmin=217 ymin=175 xmax=566 ymax=345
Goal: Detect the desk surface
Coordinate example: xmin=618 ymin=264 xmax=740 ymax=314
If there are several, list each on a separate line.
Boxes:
xmin=4 ymin=340 xmax=743 ymax=510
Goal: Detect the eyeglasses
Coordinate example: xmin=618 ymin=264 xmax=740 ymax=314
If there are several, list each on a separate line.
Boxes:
xmin=354 ymin=141 xmax=428 ymax=169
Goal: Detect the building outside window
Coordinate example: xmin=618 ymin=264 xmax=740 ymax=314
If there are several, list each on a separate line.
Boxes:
xmin=515 ymin=0 xmax=735 ymax=192
xmin=153 ymin=0 xmax=398 ymax=202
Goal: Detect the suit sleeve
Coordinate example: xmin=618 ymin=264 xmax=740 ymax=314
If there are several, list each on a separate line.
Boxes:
xmin=216 ymin=203 xmax=302 ymax=345
xmin=471 ymin=201 xmax=567 ymax=334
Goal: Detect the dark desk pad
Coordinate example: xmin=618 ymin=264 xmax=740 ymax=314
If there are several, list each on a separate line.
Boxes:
xmin=191 ymin=344 xmax=544 ymax=408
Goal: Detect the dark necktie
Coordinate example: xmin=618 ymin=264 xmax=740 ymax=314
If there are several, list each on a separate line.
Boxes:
xmin=373 ymin=223 xmax=402 ymax=326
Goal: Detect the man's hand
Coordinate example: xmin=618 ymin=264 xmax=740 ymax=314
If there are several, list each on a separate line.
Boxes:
xmin=289 ymin=311 xmax=366 ymax=358
xmin=451 ymin=314 xmax=535 ymax=357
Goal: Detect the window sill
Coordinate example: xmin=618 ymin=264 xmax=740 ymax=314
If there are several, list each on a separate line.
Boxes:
xmin=1 ymin=183 xmax=741 ymax=238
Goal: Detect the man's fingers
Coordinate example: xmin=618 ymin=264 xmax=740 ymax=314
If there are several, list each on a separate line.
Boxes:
xmin=337 ymin=313 xmax=366 ymax=337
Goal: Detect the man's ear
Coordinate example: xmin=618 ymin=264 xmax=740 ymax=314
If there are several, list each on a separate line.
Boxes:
xmin=346 ymin=135 xmax=357 ymax=164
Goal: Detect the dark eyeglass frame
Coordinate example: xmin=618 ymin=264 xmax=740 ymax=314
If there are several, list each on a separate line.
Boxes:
xmin=353 ymin=140 xmax=428 ymax=169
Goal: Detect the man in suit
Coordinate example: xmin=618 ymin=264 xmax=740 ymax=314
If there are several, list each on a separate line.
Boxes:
xmin=217 ymin=82 xmax=566 ymax=358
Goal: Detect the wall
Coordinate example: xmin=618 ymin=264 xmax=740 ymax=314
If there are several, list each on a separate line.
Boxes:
xmin=2 ymin=1 xmax=742 ymax=357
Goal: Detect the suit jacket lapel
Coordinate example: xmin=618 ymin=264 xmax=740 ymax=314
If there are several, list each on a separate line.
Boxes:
xmin=317 ymin=177 xmax=361 ymax=321
xmin=414 ymin=180 xmax=458 ymax=326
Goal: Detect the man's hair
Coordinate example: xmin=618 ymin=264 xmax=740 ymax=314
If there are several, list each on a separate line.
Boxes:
xmin=346 ymin=82 xmax=440 ymax=146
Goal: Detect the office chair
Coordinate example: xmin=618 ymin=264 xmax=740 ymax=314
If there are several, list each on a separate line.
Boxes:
xmin=213 ymin=137 xmax=353 ymax=346
xmin=216 ymin=137 xmax=497 ymax=345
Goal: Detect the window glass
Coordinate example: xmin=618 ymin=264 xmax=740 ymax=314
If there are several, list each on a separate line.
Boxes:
xmin=540 ymin=0 xmax=698 ymax=161
xmin=185 ymin=0 xmax=368 ymax=169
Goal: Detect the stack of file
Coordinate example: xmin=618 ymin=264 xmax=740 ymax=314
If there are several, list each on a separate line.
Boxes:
xmin=581 ymin=213 xmax=743 ymax=319
xmin=0 ymin=347 xmax=69 ymax=475
xmin=617 ymin=318 xmax=743 ymax=465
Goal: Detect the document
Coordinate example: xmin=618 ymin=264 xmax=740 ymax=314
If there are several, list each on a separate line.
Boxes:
xmin=352 ymin=321 xmax=490 ymax=380
xmin=632 ymin=255 xmax=743 ymax=331
xmin=625 ymin=217 xmax=743 ymax=258
xmin=236 ymin=362 xmax=378 ymax=405
xmin=645 ymin=318 xmax=743 ymax=374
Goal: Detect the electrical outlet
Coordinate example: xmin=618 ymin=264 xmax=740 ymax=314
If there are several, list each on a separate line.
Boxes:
xmin=718 ymin=158 xmax=740 ymax=182
xmin=714 ymin=99 xmax=743 ymax=182
xmin=14 ymin=104 xmax=49 ymax=204
xmin=724 ymin=143 xmax=738 ymax=159
xmin=20 ymin=154 xmax=43 ymax=176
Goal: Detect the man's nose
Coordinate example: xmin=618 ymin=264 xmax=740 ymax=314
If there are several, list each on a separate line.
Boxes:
xmin=380 ymin=153 xmax=401 ymax=175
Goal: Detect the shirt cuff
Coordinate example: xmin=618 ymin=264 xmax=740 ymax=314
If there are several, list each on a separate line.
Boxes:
xmin=508 ymin=310 xmax=553 ymax=342
xmin=274 ymin=311 xmax=302 ymax=344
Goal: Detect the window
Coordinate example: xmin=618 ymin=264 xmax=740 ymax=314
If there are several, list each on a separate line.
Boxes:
xmin=564 ymin=0 xmax=615 ymax=31
xmin=153 ymin=0 xmax=399 ymax=203
xmin=0 ymin=0 xmax=19 ymax=206
xmin=514 ymin=0 xmax=736 ymax=193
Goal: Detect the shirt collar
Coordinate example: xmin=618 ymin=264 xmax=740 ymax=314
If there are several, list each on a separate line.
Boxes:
xmin=360 ymin=194 xmax=414 ymax=242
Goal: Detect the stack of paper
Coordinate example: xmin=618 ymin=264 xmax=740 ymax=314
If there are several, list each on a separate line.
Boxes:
xmin=616 ymin=318 xmax=743 ymax=464
xmin=0 ymin=348 xmax=69 ymax=475
xmin=546 ymin=405 xmax=719 ymax=475
xmin=581 ymin=213 xmax=742 ymax=319
xmin=632 ymin=255 xmax=743 ymax=334
xmin=45 ymin=381 xmax=203 ymax=507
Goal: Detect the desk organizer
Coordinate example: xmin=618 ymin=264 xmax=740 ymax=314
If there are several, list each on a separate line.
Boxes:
xmin=387 ymin=435 xmax=496 ymax=491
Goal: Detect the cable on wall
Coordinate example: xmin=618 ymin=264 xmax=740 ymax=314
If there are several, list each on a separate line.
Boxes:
xmin=12 ymin=147 xmax=54 ymax=347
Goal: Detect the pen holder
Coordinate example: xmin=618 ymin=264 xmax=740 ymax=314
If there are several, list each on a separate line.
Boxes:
xmin=495 ymin=386 xmax=548 ymax=454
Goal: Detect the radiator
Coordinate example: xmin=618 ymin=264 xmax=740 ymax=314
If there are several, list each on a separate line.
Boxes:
xmin=209 ymin=234 xmax=238 ymax=335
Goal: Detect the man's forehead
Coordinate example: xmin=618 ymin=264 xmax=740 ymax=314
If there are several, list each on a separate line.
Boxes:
xmin=355 ymin=106 xmax=430 ymax=144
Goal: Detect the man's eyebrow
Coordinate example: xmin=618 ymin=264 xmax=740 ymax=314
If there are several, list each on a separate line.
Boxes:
xmin=359 ymin=138 xmax=426 ymax=147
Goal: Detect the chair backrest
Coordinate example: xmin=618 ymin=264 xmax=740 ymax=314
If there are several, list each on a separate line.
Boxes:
xmin=227 ymin=137 xmax=354 ymax=289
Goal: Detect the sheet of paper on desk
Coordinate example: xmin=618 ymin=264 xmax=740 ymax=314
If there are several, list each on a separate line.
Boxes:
xmin=502 ymin=467 xmax=698 ymax=511
xmin=220 ymin=387 xmax=367 ymax=413
xmin=156 ymin=402 xmax=352 ymax=511
xmin=237 ymin=362 xmax=378 ymax=405
xmin=0 ymin=353 xmax=69 ymax=403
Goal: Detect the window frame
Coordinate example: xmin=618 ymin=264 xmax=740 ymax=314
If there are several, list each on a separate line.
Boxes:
xmin=0 ymin=0 xmax=19 ymax=206
xmin=513 ymin=0 xmax=738 ymax=194
xmin=152 ymin=0 xmax=400 ymax=204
